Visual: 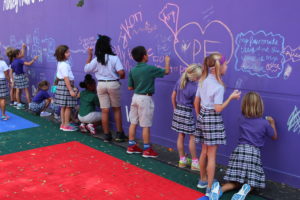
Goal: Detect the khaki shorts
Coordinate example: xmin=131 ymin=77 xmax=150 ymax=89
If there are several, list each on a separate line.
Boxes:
xmin=129 ymin=94 xmax=154 ymax=127
xmin=78 ymin=112 xmax=102 ymax=124
xmin=97 ymin=81 xmax=121 ymax=108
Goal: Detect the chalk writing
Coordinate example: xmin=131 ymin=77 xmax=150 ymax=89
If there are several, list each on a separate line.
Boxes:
xmin=287 ymin=106 xmax=300 ymax=134
xmin=159 ymin=3 xmax=234 ymax=66
xmin=235 ymin=31 xmax=285 ymax=78
xmin=70 ymin=36 xmax=97 ymax=54
xmin=3 ymin=0 xmax=45 ymax=13
xmin=282 ymin=45 xmax=300 ymax=63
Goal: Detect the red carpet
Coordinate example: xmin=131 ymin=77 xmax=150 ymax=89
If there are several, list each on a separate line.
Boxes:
xmin=0 ymin=141 xmax=203 ymax=200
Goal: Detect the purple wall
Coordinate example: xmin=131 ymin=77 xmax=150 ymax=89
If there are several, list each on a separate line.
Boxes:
xmin=1 ymin=0 xmax=299 ymax=188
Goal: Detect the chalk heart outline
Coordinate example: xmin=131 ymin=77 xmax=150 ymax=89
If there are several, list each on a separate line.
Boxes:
xmin=174 ymin=20 xmax=234 ymax=66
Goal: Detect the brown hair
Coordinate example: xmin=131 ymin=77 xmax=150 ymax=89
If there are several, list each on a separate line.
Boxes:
xmin=6 ymin=47 xmax=18 ymax=64
xmin=200 ymin=52 xmax=224 ymax=86
xmin=38 ymin=80 xmax=50 ymax=90
xmin=241 ymin=92 xmax=264 ymax=118
xmin=54 ymin=45 xmax=69 ymax=61
xmin=179 ymin=64 xmax=202 ymax=89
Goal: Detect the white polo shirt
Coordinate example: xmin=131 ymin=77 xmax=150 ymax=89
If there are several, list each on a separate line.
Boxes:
xmin=0 ymin=60 xmax=9 ymax=79
xmin=196 ymin=74 xmax=224 ymax=109
xmin=56 ymin=61 xmax=74 ymax=80
xmin=84 ymin=54 xmax=123 ymax=81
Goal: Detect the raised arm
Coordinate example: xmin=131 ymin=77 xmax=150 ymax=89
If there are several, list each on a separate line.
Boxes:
xmin=214 ymin=90 xmax=241 ymax=113
xmin=86 ymin=48 xmax=93 ymax=64
xmin=24 ymin=56 xmax=38 ymax=66
xmin=266 ymin=116 xmax=278 ymax=140
xmin=164 ymin=56 xmax=170 ymax=75
xmin=20 ymin=44 xmax=26 ymax=58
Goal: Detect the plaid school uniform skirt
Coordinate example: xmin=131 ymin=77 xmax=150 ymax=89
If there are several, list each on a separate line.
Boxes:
xmin=0 ymin=78 xmax=8 ymax=98
xmin=171 ymin=104 xmax=196 ymax=135
xmin=29 ymin=101 xmax=46 ymax=113
xmin=14 ymin=73 xmax=29 ymax=89
xmin=195 ymin=107 xmax=226 ymax=145
xmin=54 ymin=80 xmax=77 ymax=107
xmin=224 ymin=144 xmax=266 ymax=188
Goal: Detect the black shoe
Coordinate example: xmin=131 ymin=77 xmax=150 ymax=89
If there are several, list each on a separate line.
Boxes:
xmin=103 ymin=133 xmax=112 ymax=142
xmin=115 ymin=131 xmax=128 ymax=142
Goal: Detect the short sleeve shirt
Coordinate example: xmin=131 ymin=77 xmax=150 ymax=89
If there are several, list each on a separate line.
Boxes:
xmin=238 ymin=116 xmax=275 ymax=147
xmin=0 ymin=60 xmax=9 ymax=79
xmin=173 ymin=79 xmax=198 ymax=108
xmin=11 ymin=58 xmax=24 ymax=75
xmin=32 ymin=90 xmax=50 ymax=104
xmin=56 ymin=61 xmax=74 ymax=80
xmin=128 ymin=62 xmax=165 ymax=94
xmin=196 ymin=74 xmax=224 ymax=109
xmin=79 ymin=90 xmax=100 ymax=117
xmin=84 ymin=55 xmax=124 ymax=80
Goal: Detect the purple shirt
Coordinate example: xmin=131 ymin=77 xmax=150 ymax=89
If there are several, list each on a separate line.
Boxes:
xmin=32 ymin=90 xmax=50 ymax=104
xmin=238 ymin=116 xmax=275 ymax=147
xmin=11 ymin=58 xmax=24 ymax=75
xmin=173 ymin=79 xmax=198 ymax=108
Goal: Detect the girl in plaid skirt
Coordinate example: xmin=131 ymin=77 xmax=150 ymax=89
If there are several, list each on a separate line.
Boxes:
xmin=194 ymin=53 xmax=241 ymax=196
xmin=209 ymin=92 xmax=278 ymax=200
xmin=54 ymin=45 xmax=78 ymax=132
xmin=0 ymin=53 xmax=11 ymax=120
xmin=11 ymin=44 xmax=38 ymax=109
xmin=171 ymin=64 xmax=202 ymax=171
xmin=6 ymin=47 xmax=17 ymax=106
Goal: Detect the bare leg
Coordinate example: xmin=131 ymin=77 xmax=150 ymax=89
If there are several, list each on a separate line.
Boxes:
xmin=129 ymin=123 xmax=137 ymax=141
xmin=221 ymin=182 xmax=240 ymax=193
xmin=24 ymin=88 xmax=31 ymax=103
xmin=42 ymin=99 xmax=51 ymax=112
xmin=142 ymin=127 xmax=150 ymax=144
xmin=112 ymin=107 xmax=123 ymax=132
xmin=64 ymin=107 xmax=71 ymax=126
xmin=189 ymin=135 xmax=197 ymax=159
xmin=206 ymin=145 xmax=218 ymax=188
xmin=199 ymin=144 xmax=208 ymax=181
xmin=101 ymin=108 xmax=110 ymax=134
xmin=0 ymin=99 xmax=5 ymax=115
xmin=60 ymin=107 xmax=65 ymax=126
xmin=177 ymin=133 xmax=185 ymax=158
xmin=16 ymin=88 xmax=21 ymax=103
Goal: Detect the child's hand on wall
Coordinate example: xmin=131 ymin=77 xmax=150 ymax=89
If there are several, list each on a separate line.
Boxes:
xmin=229 ymin=89 xmax=241 ymax=100
xmin=266 ymin=116 xmax=275 ymax=126
xmin=87 ymin=48 xmax=93 ymax=56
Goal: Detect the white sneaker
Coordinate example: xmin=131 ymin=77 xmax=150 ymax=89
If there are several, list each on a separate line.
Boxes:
xmin=191 ymin=161 xmax=200 ymax=171
xmin=16 ymin=103 xmax=25 ymax=109
xmin=54 ymin=113 xmax=60 ymax=120
xmin=40 ymin=111 xmax=52 ymax=117
xmin=231 ymin=184 xmax=251 ymax=200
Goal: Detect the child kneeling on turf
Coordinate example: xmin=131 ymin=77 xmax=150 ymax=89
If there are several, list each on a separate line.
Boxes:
xmin=209 ymin=92 xmax=278 ymax=200
xmin=29 ymin=80 xmax=54 ymax=117
xmin=78 ymin=74 xmax=101 ymax=135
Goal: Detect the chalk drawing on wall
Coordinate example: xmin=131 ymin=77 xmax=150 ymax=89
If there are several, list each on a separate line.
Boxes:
xmin=283 ymin=64 xmax=292 ymax=80
xmin=234 ymin=30 xmax=285 ymax=79
xmin=3 ymin=0 xmax=46 ymax=13
xmin=2 ymin=28 xmax=57 ymax=64
xmin=282 ymin=45 xmax=300 ymax=63
xmin=287 ymin=106 xmax=300 ymax=134
xmin=159 ymin=3 xmax=234 ymax=67
xmin=70 ymin=36 xmax=97 ymax=54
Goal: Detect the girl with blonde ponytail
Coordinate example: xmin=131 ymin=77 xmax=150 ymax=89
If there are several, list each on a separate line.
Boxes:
xmin=171 ymin=64 xmax=202 ymax=171
xmin=194 ymin=53 xmax=241 ymax=197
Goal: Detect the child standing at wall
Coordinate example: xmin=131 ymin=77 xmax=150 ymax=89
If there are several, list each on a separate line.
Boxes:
xmin=194 ymin=53 xmax=241 ymax=196
xmin=171 ymin=64 xmax=202 ymax=170
xmin=78 ymin=74 xmax=101 ymax=135
xmin=126 ymin=46 xmax=170 ymax=158
xmin=11 ymin=44 xmax=38 ymax=109
xmin=6 ymin=47 xmax=17 ymax=106
xmin=209 ymin=92 xmax=278 ymax=200
xmin=0 ymin=52 xmax=11 ymax=120
xmin=54 ymin=45 xmax=78 ymax=131
xmin=29 ymin=80 xmax=53 ymax=117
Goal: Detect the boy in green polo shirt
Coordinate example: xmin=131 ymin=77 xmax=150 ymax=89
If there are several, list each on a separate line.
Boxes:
xmin=126 ymin=46 xmax=170 ymax=158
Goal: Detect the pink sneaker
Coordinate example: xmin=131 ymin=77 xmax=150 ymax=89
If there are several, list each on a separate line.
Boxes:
xmin=86 ymin=123 xmax=96 ymax=135
xmin=1 ymin=114 xmax=10 ymax=120
xmin=79 ymin=123 xmax=88 ymax=133
xmin=62 ymin=125 xmax=77 ymax=132
xmin=60 ymin=124 xmax=64 ymax=130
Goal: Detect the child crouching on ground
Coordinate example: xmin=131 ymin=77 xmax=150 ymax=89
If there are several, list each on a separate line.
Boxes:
xmin=29 ymin=80 xmax=57 ymax=117
xmin=78 ymin=74 xmax=101 ymax=135
xmin=209 ymin=92 xmax=278 ymax=200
